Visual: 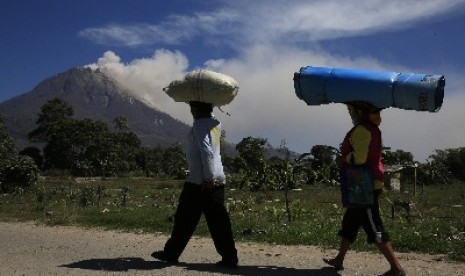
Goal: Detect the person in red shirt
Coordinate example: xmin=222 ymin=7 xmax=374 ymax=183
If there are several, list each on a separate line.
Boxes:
xmin=324 ymin=102 xmax=405 ymax=276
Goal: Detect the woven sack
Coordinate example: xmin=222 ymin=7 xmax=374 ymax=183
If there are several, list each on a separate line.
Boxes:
xmin=164 ymin=70 xmax=238 ymax=106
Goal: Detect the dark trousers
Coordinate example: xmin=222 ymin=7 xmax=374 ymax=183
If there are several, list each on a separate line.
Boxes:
xmin=163 ymin=182 xmax=238 ymax=262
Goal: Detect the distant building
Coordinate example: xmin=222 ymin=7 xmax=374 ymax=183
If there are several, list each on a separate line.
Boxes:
xmin=384 ymin=164 xmax=418 ymax=193
xmin=384 ymin=165 xmax=404 ymax=191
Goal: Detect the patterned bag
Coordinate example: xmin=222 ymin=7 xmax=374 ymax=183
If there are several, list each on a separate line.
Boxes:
xmin=340 ymin=164 xmax=374 ymax=207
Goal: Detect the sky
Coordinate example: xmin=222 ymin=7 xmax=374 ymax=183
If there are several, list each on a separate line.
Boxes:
xmin=1 ymin=0 xmax=465 ymax=161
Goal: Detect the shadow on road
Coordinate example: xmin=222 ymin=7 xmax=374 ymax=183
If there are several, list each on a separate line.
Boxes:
xmin=61 ymin=258 xmax=341 ymax=275
xmin=182 ymin=262 xmax=342 ymax=276
xmin=60 ymin=257 xmax=168 ymax=271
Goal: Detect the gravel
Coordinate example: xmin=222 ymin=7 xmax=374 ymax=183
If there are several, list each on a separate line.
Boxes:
xmin=1 ymin=222 xmax=464 ymax=276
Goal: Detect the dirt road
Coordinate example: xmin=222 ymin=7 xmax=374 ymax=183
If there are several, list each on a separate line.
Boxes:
xmin=1 ymin=221 xmax=464 ymax=275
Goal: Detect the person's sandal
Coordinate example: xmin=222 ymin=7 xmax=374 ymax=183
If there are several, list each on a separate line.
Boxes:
xmin=323 ymin=258 xmax=344 ymax=271
xmin=151 ymin=251 xmax=179 ymax=264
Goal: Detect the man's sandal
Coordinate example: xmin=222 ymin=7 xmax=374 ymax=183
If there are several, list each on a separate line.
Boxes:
xmin=323 ymin=258 xmax=344 ymax=271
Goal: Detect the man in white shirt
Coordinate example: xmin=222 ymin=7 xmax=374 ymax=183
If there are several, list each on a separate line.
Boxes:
xmin=152 ymin=101 xmax=238 ymax=268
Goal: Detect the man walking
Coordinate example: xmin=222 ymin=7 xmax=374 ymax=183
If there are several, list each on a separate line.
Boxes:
xmin=152 ymin=101 xmax=238 ymax=268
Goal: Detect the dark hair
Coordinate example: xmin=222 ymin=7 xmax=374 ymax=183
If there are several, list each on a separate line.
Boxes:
xmin=189 ymin=101 xmax=213 ymax=113
xmin=347 ymin=101 xmax=382 ymax=125
xmin=347 ymin=101 xmax=377 ymax=111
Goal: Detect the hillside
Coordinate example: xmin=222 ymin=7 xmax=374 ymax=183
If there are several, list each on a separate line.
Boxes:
xmin=0 ymin=67 xmax=191 ymax=150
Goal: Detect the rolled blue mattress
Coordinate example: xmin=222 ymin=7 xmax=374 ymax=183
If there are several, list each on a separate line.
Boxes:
xmin=293 ymin=66 xmax=445 ymax=112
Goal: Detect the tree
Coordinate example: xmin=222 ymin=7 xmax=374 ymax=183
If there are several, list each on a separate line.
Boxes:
xmin=113 ymin=116 xmax=129 ymax=131
xmin=234 ymin=137 xmax=269 ymax=190
xmin=28 ymin=98 xmax=74 ymax=143
xmin=418 ymin=149 xmax=451 ymax=185
xmin=19 ymin=146 xmax=43 ymax=169
xmin=1 ymin=155 xmax=39 ymax=192
xmin=417 ymin=147 xmax=465 ymax=184
xmin=309 ymin=145 xmax=339 ymax=185
xmin=383 ymin=149 xmax=414 ymax=166
xmin=28 ymin=98 xmax=75 ymax=171
xmin=66 ymin=119 xmax=112 ymax=176
xmin=162 ymin=144 xmax=187 ymax=179
xmin=443 ymin=147 xmax=465 ymax=181
xmin=110 ymin=116 xmax=141 ymax=174
xmin=0 ymin=117 xmax=15 ymax=159
xmin=310 ymin=145 xmax=337 ymax=170
xmin=136 ymin=146 xmax=165 ymax=177
xmin=29 ymin=99 xmax=142 ymax=176
xmin=235 ymin=137 xmax=268 ymax=174
xmin=1 ymin=117 xmax=38 ymax=192
xmin=48 ymin=118 xmax=141 ymax=176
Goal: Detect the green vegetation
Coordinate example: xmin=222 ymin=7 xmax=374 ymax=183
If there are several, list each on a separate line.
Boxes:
xmin=1 ymin=177 xmax=464 ymax=261
xmin=0 ymin=117 xmax=38 ymax=192
xmin=1 ymin=98 xmax=465 ymax=262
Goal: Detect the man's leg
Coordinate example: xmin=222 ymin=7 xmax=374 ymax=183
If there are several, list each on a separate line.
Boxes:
xmin=203 ymin=187 xmax=238 ymax=266
xmin=162 ymin=183 xmax=203 ymax=260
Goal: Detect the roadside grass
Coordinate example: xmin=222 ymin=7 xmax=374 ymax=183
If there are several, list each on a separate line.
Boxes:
xmin=0 ymin=177 xmax=464 ymax=261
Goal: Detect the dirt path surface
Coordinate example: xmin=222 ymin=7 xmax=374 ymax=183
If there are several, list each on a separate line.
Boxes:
xmin=1 ymin=222 xmax=464 ymax=276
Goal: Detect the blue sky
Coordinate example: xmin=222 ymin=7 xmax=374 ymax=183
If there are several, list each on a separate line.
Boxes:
xmin=2 ymin=0 xmax=465 ymax=161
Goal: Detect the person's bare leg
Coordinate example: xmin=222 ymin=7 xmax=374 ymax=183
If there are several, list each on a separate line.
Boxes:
xmin=324 ymin=238 xmax=350 ymax=270
xmin=377 ymin=241 xmax=404 ymax=273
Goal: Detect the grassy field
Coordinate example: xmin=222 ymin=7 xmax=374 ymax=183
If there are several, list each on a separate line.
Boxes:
xmin=1 ymin=176 xmax=464 ymax=261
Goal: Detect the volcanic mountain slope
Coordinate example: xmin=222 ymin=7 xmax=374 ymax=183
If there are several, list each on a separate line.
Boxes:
xmin=0 ymin=67 xmax=191 ymax=150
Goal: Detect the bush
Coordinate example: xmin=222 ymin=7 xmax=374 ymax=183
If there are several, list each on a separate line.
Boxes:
xmin=0 ymin=155 xmax=39 ymax=192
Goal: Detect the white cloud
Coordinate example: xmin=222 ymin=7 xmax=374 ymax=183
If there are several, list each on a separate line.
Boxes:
xmin=213 ymin=46 xmax=464 ymax=161
xmin=79 ymin=0 xmax=465 ymax=47
xmin=79 ymin=10 xmax=239 ymax=46
xmin=235 ymin=0 xmax=465 ymax=42
xmin=82 ymin=0 xmax=465 ymax=161
xmin=380 ymin=75 xmax=465 ymax=161
xmin=78 ymin=25 xmax=148 ymax=46
xmin=88 ymin=43 xmax=465 ymax=161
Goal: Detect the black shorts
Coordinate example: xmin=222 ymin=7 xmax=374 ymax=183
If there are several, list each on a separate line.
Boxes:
xmin=338 ymin=190 xmax=390 ymax=244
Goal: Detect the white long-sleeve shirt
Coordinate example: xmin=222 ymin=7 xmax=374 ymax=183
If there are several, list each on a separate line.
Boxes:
xmin=185 ymin=116 xmax=226 ymax=185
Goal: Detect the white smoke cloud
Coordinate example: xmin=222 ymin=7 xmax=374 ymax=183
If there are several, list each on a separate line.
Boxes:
xmin=203 ymin=44 xmax=465 ymax=162
xmin=86 ymin=43 xmax=465 ymax=161
xmin=82 ymin=0 xmax=465 ymax=161
xmin=86 ymin=50 xmax=194 ymax=122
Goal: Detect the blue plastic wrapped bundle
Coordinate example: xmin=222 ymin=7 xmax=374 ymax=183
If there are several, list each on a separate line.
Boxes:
xmin=293 ymin=66 xmax=445 ymax=112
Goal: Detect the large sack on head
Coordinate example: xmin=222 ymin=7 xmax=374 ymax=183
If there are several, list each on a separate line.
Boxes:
xmin=163 ymin=69 xmax=239 ymax=106
xmin=293 ymin=66 xmax=445 ymax=112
